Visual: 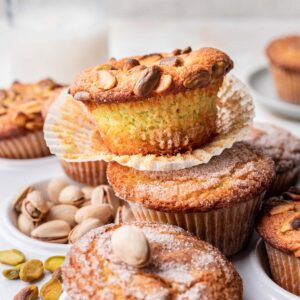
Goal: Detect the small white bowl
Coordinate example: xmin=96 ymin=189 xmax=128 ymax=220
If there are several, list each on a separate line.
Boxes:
xmin=0 ymin=178 xmax=72 ymax=254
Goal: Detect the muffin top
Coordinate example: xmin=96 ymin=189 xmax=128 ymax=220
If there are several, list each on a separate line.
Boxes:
xmin=266 ymin=35 xmax=300 ymax=72
xmin=246 ymin=123 xmax=300 ymax=173
xmin=69 ymin=47 xmax=233 ymax=104
xmin=0 ymin=79 xmax=63 ymax=139
xmin=63 ymin=222 xmax=242 ymax=300
xmin=257 ymin=186 xmax=300 ymax=257
xmin=107 ymin=142 xmax=275 ymax=213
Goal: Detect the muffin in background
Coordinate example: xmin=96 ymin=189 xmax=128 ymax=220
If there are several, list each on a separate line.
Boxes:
xmin=63 ymin=222 xmax=243 ymax=300
xmin=247 ymin=123 xmax=300 ymax=196
xmin=257 ymin=186 xmax=300 ymax=296
xmin=0 ymin=79 xmax=63 ymax=159
xmin=266 ymin=35 xmax=300 ymax=104
xmin=107 ymin=142 xmax=275 ymax=256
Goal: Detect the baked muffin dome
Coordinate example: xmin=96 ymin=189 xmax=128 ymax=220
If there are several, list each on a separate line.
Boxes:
xmin=69 ymin=47 xmax=233 ymax=156
xmin=107 ymin=142 xmax=275 ymax=213
xmin=62 ymin=222 xmax=243 ymax=300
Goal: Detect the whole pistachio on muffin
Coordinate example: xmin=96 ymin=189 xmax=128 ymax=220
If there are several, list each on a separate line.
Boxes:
xmin=69 ymin=47 xmax=233 ymax=156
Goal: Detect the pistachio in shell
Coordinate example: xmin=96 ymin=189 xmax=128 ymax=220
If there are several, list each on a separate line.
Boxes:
xmin=47 ymin=178 xmax=69 ymax=204
xmin=74 ymin=204 xmax=114 ymax=224
xmin=44 ymin=256 xmax=65 ymax=273
xmin=19 ymin=259 xmax=44 ymax=282
xmin=12 ymin=186 xmax=34 ymax=213
xmin=115 ymin=205 xmax=135 ymax=224
xmin=91 ymin=185 xmax=120 ymax=213
xmin=0 ymin=249 xmax=26 ymax=266
xmin=31 ymin=220 xmax=71 ymax=244
xmin=13 ymin=285 xmax=39 ymax=300
xmin=59 ymin=185 xmax=85 ymax=207
xmin=18 ymin=214 xmax=37 ymax=236
xmin=40 ymin=278 xmax=62 ymax=300
xmin=2 ymin=263 xmax=24 ymax=280
xmin=45 ymin=204 xmax=78 ymax=227
xmin=81 ymin=186 xmax=94 ymax=200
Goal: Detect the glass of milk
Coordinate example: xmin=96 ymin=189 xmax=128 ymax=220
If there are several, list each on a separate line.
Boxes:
xmin=5 ymin=0 xmax=108 ymax=84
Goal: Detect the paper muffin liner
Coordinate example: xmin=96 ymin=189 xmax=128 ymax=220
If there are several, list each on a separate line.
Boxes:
xmin=44 ymin=75 xmax=254 ymax=171
xmin=126 ymin=193 xmax=263 ymax=256
xmin=265 ymin=242 xmax=300 ymax=296
xmin=266 ymin=166 xmax=300 ymax=197
xmin=271 ymin=66 xmax=300 ymax=104
xmin=60 ymin=160 xmax=108 ymax=186
xmin=0 ymin=130 xmax=50 ymax=159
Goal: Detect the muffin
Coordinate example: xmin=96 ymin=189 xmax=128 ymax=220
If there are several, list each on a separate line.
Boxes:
xmin=107 ymin=142 xmax=275 ymax=256
xmin=0 ymin=79 xmax=63 ymax=159
xmin=69 ymin=47 xmax=233 ymax=156
xmin=256 ymin=186 xmax=300 ymax=295
xmin=63 ymin=222 xmax=243 ymax=299
xmin=266 ymin=35 xmax=300 ymax=104
xmin=247 ymin=123 xmax=300 ymax=196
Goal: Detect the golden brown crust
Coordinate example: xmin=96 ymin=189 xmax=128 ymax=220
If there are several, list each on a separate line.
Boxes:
xmin=257 ymin=186 xmax=300 ymax=257
xmin=107 ymin=142 xmax=275 ymax=213
xmin=266 ymin=35 xmax=300 ymax=72
xmin=69 ymin=47 xmax=233 ymax=104
xmin=0 ymin=79 xmax=64 ymax=140
xmin=63 ymin=222 xmax=243 ymax=300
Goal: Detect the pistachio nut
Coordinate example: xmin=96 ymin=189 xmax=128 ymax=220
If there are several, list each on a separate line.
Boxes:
xmin=111 ymin=226 xmax=151 ymax=268
xmin=45 ymin=204 xmax=78 ymax=227
xmin=75 ymin=204 xmax=114 ymax=224
xmin=22 ymin=191 xmax=49 ymax=222
xmin=0 ymin=249 xmax=26 ymax=266
xmin=52 ymin=267 xmax=62 ymax=282
xmin=91 ymin=185 xmax=120 ymax=213
xmin=115 ymin=205 xmax=135 ymax=224
xmin=47 ymin=178 xmax=69 ymax=204
xmin=68 ymin=218 xmax=102 ymax=244
xmin=18 ymin=214 xmax=37 ymax=236
xmin=44 ymin=256 xmax=65 ymax=273
xmin=12 ymin=186 xmax=34 ymax=213
xmin=31 ymin=220 xmax=71 ymax=244
xmin=59 ymin=185 xmax=85 ymax=207
xmin=40 ymin=278 xmax=62 ymax=300
xmin=19 ymin=259 xmax=44 ymax=282
xmin=81 ymin=186 xmax=94 ymax=200
xmin=2 ymin=263 xmax=24 ymax=280
xmin=13 ymin=285 xmax=39 ymax=300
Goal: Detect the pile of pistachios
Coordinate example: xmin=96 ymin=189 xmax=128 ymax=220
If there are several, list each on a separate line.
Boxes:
xmin=12 ymin=178 xmax=135 ymax=244
xmin=0 ymin=248 xmax=64 ymax=300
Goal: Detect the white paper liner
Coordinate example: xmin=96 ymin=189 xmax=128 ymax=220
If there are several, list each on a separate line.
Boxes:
xmin=44 ymin=75 xmax=254 ymax=171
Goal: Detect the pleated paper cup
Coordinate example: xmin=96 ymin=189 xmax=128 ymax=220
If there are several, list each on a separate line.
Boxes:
xmin=60 ymin=160 xmax=108 ymax=186
xmin=44 ymin=75 xmax=254 ymax=172
xmin=127 ymin=193 xmax=264 ymax=256
xmin=265 ymin=242 xmax=300 ymax=296
xmin=0 ymin=130 xmax=50 ymax=159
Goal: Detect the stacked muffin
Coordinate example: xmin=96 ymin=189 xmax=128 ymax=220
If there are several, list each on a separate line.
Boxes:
xmin=60 ymin=47 xmax=276 ymax=256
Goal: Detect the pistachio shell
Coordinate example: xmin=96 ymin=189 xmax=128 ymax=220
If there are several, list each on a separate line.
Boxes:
xmin=81 ymin=186 xmax=94 ymax=200
xmin=111 ymin=226 xmax=151 ymax=268
xmin=75 ymin=204 xmax=114 ymax=224
xmin=40 ymin=278 xmax=62 ymax=300
xmin=91 ymin=185 xmax=120 ymax=213
xmin=12 ymin=186 xmax=34 ymax=213
xmin=0 ymin=249 xmax=26 ymax=266
xmin=44 ymin=256 xmax=65 ymax=273
xmin=68 ymin=218 xmax=102 ymax=244
xmin=18 ymin=214 xmax=37 ymax=236
xmin=13 ymin=285 xmax=39 ymax=300
xmin=19 ymin=259 xmax=44 ymax=282
xmin=31 ymin=220 xmax=71 ymax=244
xmin=47 ymin=178 xmax=69 ymax=204
xmin=59 ymin=185 xmax=84 ymax=207
xmin=45 ymin=204 xmax=78 ymax=227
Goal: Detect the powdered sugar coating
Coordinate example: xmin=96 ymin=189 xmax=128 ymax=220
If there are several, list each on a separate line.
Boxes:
xmin=63 ymin=222 xmax=242 ymax=300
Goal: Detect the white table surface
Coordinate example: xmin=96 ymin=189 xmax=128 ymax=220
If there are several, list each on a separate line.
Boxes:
xmin=0 ymin=17 xmax=300 ymax=299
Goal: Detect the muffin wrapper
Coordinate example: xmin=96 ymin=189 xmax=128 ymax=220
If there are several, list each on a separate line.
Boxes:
xmin=266 ymin=166 xmax=300 ymax=197
xmin=127 ymin=193 xmax=263 ymax=256
xmin=265 ymin=242 xmax=300 ymax=296
xmin=0 ymin=130 xmax=50 ymax=159
xmin=44 ymin=75 xmax=254 ymax=171
xmin=60 ymin=160 xmax=108 ymax=186
xmin=271 ymin=66 xmax=300 ymax=104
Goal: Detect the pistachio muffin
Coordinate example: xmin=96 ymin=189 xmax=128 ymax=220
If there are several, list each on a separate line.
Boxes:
xmin=247 ymin=123 xmax=300 ymax=196
xmin=257 ymin=186 xmax=300 ymax=295
xmin=69 ymin=47 xmax=233 ymax=156
xmin=266 ymin=35 xmax=300 ymax=104
xmin=0 ymin=79 xmax=63 ymax=159
xmin=107 ymin=142 xmax=275 ymax=256
xmin=63 ymin=222 xmax=243 ymax=299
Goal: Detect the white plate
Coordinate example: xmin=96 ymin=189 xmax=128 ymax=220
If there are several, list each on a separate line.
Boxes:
xmin=247 ymin=66 xmax=300 ymax=120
